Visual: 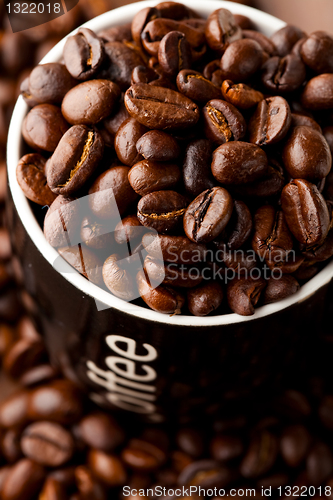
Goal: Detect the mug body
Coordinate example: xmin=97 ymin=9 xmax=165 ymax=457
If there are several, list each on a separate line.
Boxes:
xmin=6 ymin=0 xmax=333 ymax=423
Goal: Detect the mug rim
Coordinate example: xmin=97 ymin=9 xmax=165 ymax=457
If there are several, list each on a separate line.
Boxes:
xmin=7 ymin=0 xmax=333 ymax=327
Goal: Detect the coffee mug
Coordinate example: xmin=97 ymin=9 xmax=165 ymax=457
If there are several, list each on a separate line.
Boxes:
xmin=6 ymin=0 xmax=333 ymax=423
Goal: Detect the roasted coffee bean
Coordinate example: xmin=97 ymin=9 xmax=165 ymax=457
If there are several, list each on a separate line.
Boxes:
xmin=27 ymin=380 xmax=84 ymax=425
xmin=136 ymin=130 xmax=180 ymax=162
xmin=124 ymin=83 xmax=199 ymax=130
xmin=203 ymin=59 xmax=224 ymax=87
xmin=19 ymin=364 xmax=58 ymax=388
xmin=205 ymin=8 xmax=242 ymax=54
xmin=280 ymin=425 xmax=311 ymax=468
xmin=21 ymin=421 xmax=74 ymax=467
xmin=114 ymin=215 xmax=144 ymax=246
xmin=156 ymin=1 xmax=196 ymax=20
xmin=129 ymin=160 xmax=180 ymax=196
xmin=121 ymin=438 xmax=167 ymax=471
xmin=249 ymin=96 xmax=291 ymax=146
xmin=88 ymin=166 xmax=137 ymax=219
xmin=227 ymin=276 xmax=266 ymax=316
xmin=22 ymin=104 xmax=69 ymax=152
xmin=281 ymin=179 xmax=330 ymax=247
xmin=263 ymin=275 xmax=300 ymax=304
xmin=219 ymin=200 xmax=252 ymax=250
xmin=16 ymin=153 xmax=56 ymax=206
xmin=291 ymin=113 xmax=322 ymax=133
xmin=187 ymin=281 xmax=223 ymax=316
xmin=234 ymin=14 xmax=254 ymax=30
xmin=243 ymin=29 xmax=277 ymax=56
xmin=43 ymin=195 xmax=80 ymax=248
xmin=102 ymin=253 xmax=138 ymax=301
xmin=61 ymin=80 xmax=121 ymax=125
xmin=211 ymin=141 xmax=268 ymax=185
xmin=131 ymin=7 xmax=161 ymax=48
xmin=80 ymin=216 xmax=114 ymax=250
xmin=184 ymin=187 xmax=233 ymax=243
xmin=137 ymin=269 xmax=185 ymax=314
xmin=2 ymin=338 xmax=45 ymax=379
xmin=176 ymin=428 xmax=205 ymax=459
xmin=282 ymin=126 xmax=332 ymax=180
xmin=99 ymin=23 xmax=133 ymax=43
xmin=158 ymin=31 xmax=192 ymax=78
xmin=1 ymin=428 xmax=23 ymax=464
xmin=131 ymin=65 xmax=158 ymax=85
xmin=47 ymin=125 xmax=104 ymax=195
xmin=137 ymin=190 xmax=188 ymax=233
xmin=216 ymin=246 xmax=257 ymax=276
xmin=114 ymin=118 xmax=148 ymax=167
xmin=300 ymin=31 xmax=333 ymax=74
xmin=1 ymin=459 xmax=45 ymax=500
xmin=220 ymin=39 xmax=263 ymax=82
xmin=88 ymin=449 xmax=127 ymax=487
xmin=203 ymin=99 xmax=246 ymax=144
xmin=183 ymin=139 xmax=215 ymax=198
xmin=38 ymin=477 xmax=68 ymax=500
xmin=306 ymin=442 xmax=333 ymax=486
xmin=210 ymin=434 xmax=244 ymax=462
xmin=102 ymin=99 xmax=130 ymax=140
xmin=301 ymin=74 xmax=333 ymax=110
xmin=176 ymin=70 xmax=221 ymax=103
xmin=102 ymin=41 xmax=145 ymax=91
xmin=27 ymin=63 xmax=76 ymax=105
xmin=271 ymin=25 xmax=307 ymax=57
xmin=77 ymin=412 xmax=125 ymax=452
xmin=75 ymin=465 xmax=107 ymax=500
xmin=63 ymin=27 xmax=105 ymax=80
xmin=233 ymin=160 xmax=285 ymax=199
xmin=261 ymin=55 xmax=307 ymax=94
xmin=178 ymin=459 xmax=234 ymax=488
xmin=144 ymin=256 xmax=203 ymax=288
xmin=58 ymin=245 xmax=103 ymax=287
xmin=221 ymin=80 xmax=263 ymax=110
xmin=240 ymin=430 xmax=278 ymax=478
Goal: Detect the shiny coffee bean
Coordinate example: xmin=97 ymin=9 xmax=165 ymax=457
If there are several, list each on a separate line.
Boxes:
xmin=1 ymin=459 xmax=46 ymax=500
xmin=300 ymin=31 xmax=333 ymax=73
xmin=178 ymin=459 xmax=234 ymax=488
xmin=249 ymin=96 xmax=291 ymax=146
xmin=137 ymin=270 xmax=185 ymax=315
xmin=282 ymin=126 xmax=332 ymax=180
xmin=203 ymin=99 xmax=246 ymax=144
xmin=142 ymin=233 xmax=207 ymax=264
xmin=75 ymin=465 xmax=107 ymax=500
xmin=301 ymin=74 xmax=333 ymax=110
xmin=221 ymin=80 xmax=263 ymax=110
xmin=219 ymin=200 xmax=252 ymax=250
xmin=136 ymin=130 xmax=180 ymax=162
xmin=291 ymin=113 xmax=322 ymax=133
xmin=242 ymin=29 xmax=277 ymax=56
xmin=176 ymin=70 xmax=221 ymax=103
xmin=114 ymin=117 xmax=147 ymax=167
xmin=261 ymin=55 xmax=307 ymax=94
xmin=121 ymin=438 xmax=167 ymax=471
xmin=187 ymin=282 xmax=223 ymax=316
xmin=131 ymin=7 xmax=161 ymax=48
xmin=101 ymin=41 xmax=145 ymax=91
xmin=21 ymin=421 xmax=74 ymax=467
xmin=220 ymin=39 xmax=263 ymax=82
xmin=227 ymin=276 xmax=266 ymax=316
xmin=211 ymin=141 xmax=268 ymax=185
xmin=88 ymin=166 xmax=137 ymax=219
xmin=144 ymin=256 xmax=203 ymax=288
xmin=38 ymin=477 xmax=68 ymax=500
xmin=102 ymin=253 xmax=137 ymax=301
xmin=63 ymin=27 xmax=105 ymax=80
xmin=43 ymin=195 xmax=81 ymax=248
xmin=47 ymin=125 xmax=104 ymax=196
xmin=271 ymin=25 xmax=307 ymax=57
xmin=80 ymin=216 xmax=114 ymax=250
xmin=137 ymin=190 xmax=188 ymax=233
xmin=0 ymin=390 xmax=30 ymax=429
xmin=114 ymin=215 xmax=144 ymax=246
xmin=184 ymin=187 xmax=233 ymax=243
xmin=22 ymin=104 xmax=69 ymax=152
xmin=27 ymin=63 xmax=76 ymax=105
xmin=77 ymin=412 xmax=125 ymax=452
xmin=58 ymin=245 xmax=103 ymax=287
xmin=2 ymin=338 xmax=45 ymax=379
xmin=183 ymin=139 xmax=215 ymax=198
xmin=129 ymin=160 xmax=181 ymax=196
xmin=263 ymin=275 xmax=300 ymax=304
xmin=158 ymin=31 xmax=192 ymax=78
xmin=99 ymin=23 xmax=132 ymax=43
xmin=281 ymin=179 xmax=330 ymax=247
xmin=61 ymin=79 xmax=121 ymax=125
xmin=124 ymin=83 xmax=200 ymax=130
xmin=205 ymin=8 xmax=242 ymax=54
xmin=280 ymin=425 xmax=311 ymax=468
xmin=16 ymin=153 xmax=56 ymax=206
xmin=88 ymin=449 xmax=127 ymax=487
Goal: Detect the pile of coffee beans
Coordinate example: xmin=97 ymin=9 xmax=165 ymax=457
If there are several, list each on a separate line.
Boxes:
xmin=15 ymin=2 xmax=333 ymax=317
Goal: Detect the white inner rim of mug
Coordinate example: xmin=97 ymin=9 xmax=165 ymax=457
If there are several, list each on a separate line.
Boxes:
xmin=7 ymin=0 xmax=333 ymax=326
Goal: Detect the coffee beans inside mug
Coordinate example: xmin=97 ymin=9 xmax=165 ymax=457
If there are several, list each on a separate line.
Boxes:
xmin=16 ymin=1 xmax=333 ymax=316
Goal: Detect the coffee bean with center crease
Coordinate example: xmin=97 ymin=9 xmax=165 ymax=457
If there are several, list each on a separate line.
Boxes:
xmin=124 ymin=83 xmax=199 ymax=130
xmin=183 ymin=139 xmax=215 ymax=198
xmin=227 ymin=276 xmax=266 ymax=316
xmin=63 ymin=27 xmax=105 ymax=81
xmin=282 ymin=126 xmax=332 ymax=180
xmin=22 ymin=104 xmax=69 ymax=153
xmin=43 ymin=195 xmax=81 ymax=248
xmin=158 ymin=31 xmax=192 ymax=78
xmin=205 ymin=8 xmax=242 ymax=54
xmin=80 ymin=216 xmax=114 ymax=250
xmin=131 ymin=7 xmax=161 ymax=48
xmin=176 ymin=70 xmax=222 ymax=103
xmin=137 ymin=270 xmax=186 ymax=315
xmin=88 ymin=449 xmax=127 ymax=487
xmin=129 ymin=160 xmax=181 ymax=196
xmin=16 ymin=153 xmax=56 ymax=206
xmin=184 ymin=187 xmax=233 ymax=243
xmin=211 ymin=142 xmax=268 ymax=185
xmin=281 ymin=179 xmax=330 ymax=248
xmin=61 ymin=80 xmax=121 ymax=125
xmin=101 ymin=41 xmax=145 ymax=91
xmin=114 ymin=215 xmax=144 ymax=245
xmin=249 ymin=96 xmax=291 ymax=146
xmin=1 ymin=458 xmax=46 ymax=500
xmin=218 ymin=200 xmax=252 ymax=250
xmin=137 ymin=190 xmax=188 ymax=233
xmin=136 ymin=130 xmax=180 ymax=162
xmin=21 ymin=421 xmax=74 ymax=467
xmin=102 ymin=253 xmax=138 ymax=301
xmin=261 ymin=55 xmax=307 ymax=94
xmin=203 ymin=99 xmax=246 ymax=144
xmin=58 ymin=245 xmax=103 ymax=287
xmin=178 ymin=459 xmax=235 ymax=488
xmin=47 ymin=125 xmax=104 ymax=196
xmin=220 ymin=39 xmax=263 ymax=82
xmin=121 ymin=438 xmax=167 ymax=471
xmin=221 ymin=80 xmax=263 ymax=110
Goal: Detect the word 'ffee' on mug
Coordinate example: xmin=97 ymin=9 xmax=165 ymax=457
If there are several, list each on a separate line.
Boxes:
xmin=6 ymin=0 xmax=333 ymax=423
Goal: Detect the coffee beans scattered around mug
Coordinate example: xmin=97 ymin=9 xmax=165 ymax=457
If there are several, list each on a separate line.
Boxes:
xmin=16 ymin=2 xmax=333 ymax=316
